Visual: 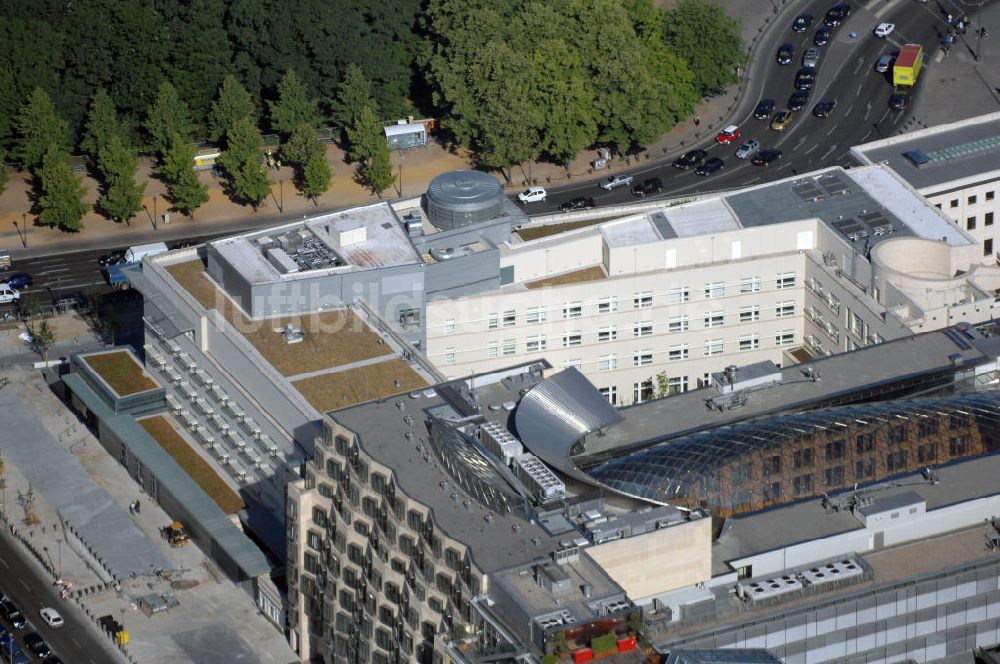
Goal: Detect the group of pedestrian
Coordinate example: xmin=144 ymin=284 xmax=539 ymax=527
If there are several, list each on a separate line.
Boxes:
xmin=128 ymin=499 xmax=141 ymax=515
xmin=264 ymin=149 xmax=282 ymax=171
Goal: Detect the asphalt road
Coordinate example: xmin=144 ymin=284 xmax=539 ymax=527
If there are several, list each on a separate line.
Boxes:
xmin=523 ymin=0 xmax=980 ymax=213
xmin=0 ymin=529 xmax=119 ymax=663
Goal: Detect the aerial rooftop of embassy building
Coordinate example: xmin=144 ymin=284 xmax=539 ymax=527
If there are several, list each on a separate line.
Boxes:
xmin=286 ymin=316 xmax=1000 ymax=663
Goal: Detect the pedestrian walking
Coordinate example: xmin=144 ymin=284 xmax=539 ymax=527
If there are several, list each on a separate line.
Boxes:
xmin=135 ymin=500 xmax=141 ymax=514
xmin=694 ymin=115 xmax=701 ymax=127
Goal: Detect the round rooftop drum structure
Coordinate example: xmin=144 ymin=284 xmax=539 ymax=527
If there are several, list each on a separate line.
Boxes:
xmin=425 ymin=170 xmax=505 ymax=230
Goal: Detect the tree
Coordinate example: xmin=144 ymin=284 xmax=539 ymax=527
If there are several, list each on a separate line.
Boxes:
xmin=345 ymin=104 xmax=383 ymax=164
xmin=329 ymin=63 xmax=374 ymax=129
xmin=655 ymin=371 xmax=670 ymax=398
xmin=97 ymin=135 xmax=145 ymax=223
xmin=664 ymin=0 xmax=745 ymax=96
xmin=14 ymin=87 xmax=69 ymax=170
xmin=361 ymin=140 xmax=395 ymax=196
xmin=170 ymin=0 xmax=233 ymax=127
xmin=168 ymin=161 xmax=210 ymax=217
xmin=144 ymin=81 xmax=193 ymax=157
xmin=208 ymin=75 xmax=254 ymax=144
xmin=80 ymin=88 xmax=126 ymax=159
xmin=300 ymin=146 xmax=331 ymax=203
xmin=0 ymin=150 xmax=8 ymax=197
xmin=281 ymin=123 xmax=323 ymax=167
xmin=219 ymin=116 xmax=269 ymax=208
xmin=37 ymin=145 xmax=88 ymax=231
xmin=33 ymin=320 xmax=56 ymax=364
xmin=269 ymin=69 xmax=318 ymax=136
xmin=230 ymin=158 xmax=270 ymax=209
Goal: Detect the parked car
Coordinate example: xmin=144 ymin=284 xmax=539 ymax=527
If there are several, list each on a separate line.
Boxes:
xmin=631 ymin=178 xmax=663 ymax=197
xmin=558 ymin=197 xmax=596 ymax=212
xmin=812 ymin=99 xmax=838 ymax=117
xmin=754 ymin=99 xmax=776 ymax=120
xmin=97 ymin=250 xmax=126 ymax=267
xmin=735 ymin=139 xmax=761 ymax=159
xmin=874 ymin=22 xmax=895 ymax=37
xmin=672 ymin=149 xmax=707 ymax=169
xmin=795 ymin=66 xmax=817 ymax=90
xmin=39 ymin=608 xmax=63 ymax=628
xmin=788 ymin=90 xmax=811 ymax=112
xmin=23 ymin=632 xmax=50 ymax=659
xmin=42 ymin=657 xmax=64 ymax=664
xmin=695 ymin=158 xmax=725 ymax=176
xmin=167 ymin=239 xmax=199 ymax=250
xmin=803 ymin=47 xmax=821 ymax=68
xmin=715 ymin=125 xmax=741 ymax=144
xmin=599 ymin=174 xmax=634 ymax=190
xmin=770 ymin=111 xmax=794 ymax=131
xmin=792 ymin=13 xmax=813 ymax=32
xmin=517 ymin=186 xmax=547 ymax=204
xmin=776 ymin=42 xmax=795 ymax=65
xmin=52 ymin=291 xmax=86 ymax=311
xmin=875 ymin=54 xmax=895 ymax=73
xmin=2 ymin=273 xmax=32 ymax=289
xmin=814 ymin=25 xmax=832 ymax=46
xmin=752 ymin=149 xmax=783 ymax=166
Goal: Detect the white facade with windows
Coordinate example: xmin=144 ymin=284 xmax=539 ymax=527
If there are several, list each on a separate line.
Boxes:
xmin=425 ymin=162 xmax=1000 ymax=405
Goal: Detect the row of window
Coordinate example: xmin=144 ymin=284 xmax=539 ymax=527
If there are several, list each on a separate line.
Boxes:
xmin=942 ymin=190 xmax=996 ymax=208
xmin=598 ymin=376 xmax=690 ymax=405
xmin=451 ymin=275 xmax=799 ymax=333
xmin=446 ymin=330 xmax=797 ymax=367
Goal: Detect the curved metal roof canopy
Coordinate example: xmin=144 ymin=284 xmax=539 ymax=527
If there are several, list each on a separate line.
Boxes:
xmin=514 ymin=367 xmax=623 ymax=475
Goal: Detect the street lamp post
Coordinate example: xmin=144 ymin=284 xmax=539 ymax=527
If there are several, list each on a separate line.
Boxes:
xmin=152 ymin=195 xmax=158 ymax=230
xmin=57 ymin=537 xmax=62 ymax=576
xmin=280 ymin=179 xmax=284 ymax=213
xmin=976 ymin=26 xmax=990 ymax=62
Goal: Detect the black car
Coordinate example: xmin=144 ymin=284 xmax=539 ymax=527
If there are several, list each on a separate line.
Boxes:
xmin=98 ymin=250 xmax=126 ymax=267
xmin=814 ymin=25 xmax=832 ymax=46
xmin=631 ymin=178 xmax=663 ymax=197
xmin=52 ymin=291 xmax=87 ymax=311
xmin=695 ymin=157 xmax=725 ymax=176
xmin=673 ymin=149 xmax=707 ymax=169
xmin=558 ymin=196 xmax=596 ymax=212
xmin=795 ymin=66 xmax=817 ymax=90
xmin=0 ymin=601 xmax=26 ymax=630
xmin=168 ymin=239 xmax=199 ymax=250
xmin=23 ymin=632 xmax=50 ymax=658
xmin=812 ymin=99 xmax=838 ymax=117
xmin=43 ymin=657 xmax=64 ymax=664
xmin=776 ymin=42 xmax=794 ymax=65
xmin=824 ymin=2 xmax=850 ymax=26
xmin=754 ymin=98 xmax=776 ymax=120
xmin=788 ymin=90 xmax=811 ymax=112
xmin=889 ymin=91 xmax=909 ymax=110
xmin=751 ymin=149 xmax=783 ymax=166
xmin=792 ymin=13 xmax=813 ymax=32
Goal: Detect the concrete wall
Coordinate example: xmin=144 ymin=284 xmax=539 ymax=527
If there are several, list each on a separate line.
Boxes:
xmin=586 ymin=517 xmax=712 ymax=598
xmin=425 ymin=249 xmax=500 ymax=298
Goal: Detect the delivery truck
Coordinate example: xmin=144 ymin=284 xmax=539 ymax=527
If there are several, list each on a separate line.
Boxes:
xmin=893 ymin=43 xmax=924 ymax=86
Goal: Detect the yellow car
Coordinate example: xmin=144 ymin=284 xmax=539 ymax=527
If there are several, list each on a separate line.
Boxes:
xmin=770 ymin=110 xmax=794 ymax=131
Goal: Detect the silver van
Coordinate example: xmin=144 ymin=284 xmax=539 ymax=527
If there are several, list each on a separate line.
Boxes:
xmin=0 ymin=283 xmax=20 ymax=304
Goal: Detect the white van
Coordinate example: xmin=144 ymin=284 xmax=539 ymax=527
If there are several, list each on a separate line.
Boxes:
xmin=124 ymin=242 xmax=169 ymax=264
xmin=0 ymin=283 xmax=20 ymax=304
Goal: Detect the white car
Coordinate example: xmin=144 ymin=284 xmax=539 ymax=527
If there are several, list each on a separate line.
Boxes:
xmin=874 ymin=23 xmax=895 ymax=37
xmin=0 ymin=283 xmax=20 ymax=304
xmin=599 ymin=174 xmax=634 ymax=190
xmin=39 ymin=607 xmax=64 ymax=627
xmin=517 ymin=186 xmax=547 ymax=204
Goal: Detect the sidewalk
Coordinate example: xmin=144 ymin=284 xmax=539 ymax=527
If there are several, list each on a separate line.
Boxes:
xmin=0 ymin=366 xmax=296 ymax=664
xmin=0 ymin=0 xmax=787 ymax=261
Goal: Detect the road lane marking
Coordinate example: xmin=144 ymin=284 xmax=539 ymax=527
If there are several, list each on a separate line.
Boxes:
xmin=827 ymin=124 xmax=839 ymax=136
xmin=0 ymin=556 xmax=7 ymax=568
xmin=864 ymin=101 xmax=872 ymax=121
xmin=857 ymin=83 xmax=864 ymax=97
xmin=844 ymin=104 xmax=853 ymax=116
xmin=804 ymin=144 xmax=819 ymax=155
xmin=72 ymin=637 xmax=81 ymax=648
xmin=36 ymin=268 xmax=70 ymax=275
xmin=822 ymin=144 xmax=838 ymax=160
xmin=794 ymin=136 xmax=807 ymax=150
xmin=19 ymin=578 xmax=30 ymax=591
xmin=874 ymin=0 xmax=904 ymax=19
xmin=741 ymin=177 xmax=761 ymax=185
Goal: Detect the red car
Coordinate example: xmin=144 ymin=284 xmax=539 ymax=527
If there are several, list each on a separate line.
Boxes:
xmin=715 ymin=125 xmax=741 ymax=145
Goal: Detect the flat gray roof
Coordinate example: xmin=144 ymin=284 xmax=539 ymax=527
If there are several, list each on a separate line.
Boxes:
xmin=329 ymin=364 xmax=570 ymax=573
xmin=713 ymin=451 xmax=1000 ymax=574
xmin=856 ymin=490 xmax=924 ymax=516
xmin=852 ymin=113 xmax=1000 ymax=191
xmin=581 ymin=324 xmax=1000 ymax=459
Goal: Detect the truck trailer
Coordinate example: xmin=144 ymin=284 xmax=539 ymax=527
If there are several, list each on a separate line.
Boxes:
xmin=893 ymin=44 xmax=924 ymax=86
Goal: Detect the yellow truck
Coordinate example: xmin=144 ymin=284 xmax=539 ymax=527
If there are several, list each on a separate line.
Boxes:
xmin=163 ymin=521 xmax=190 ymax=547
xmin=893 ymin=44 xmax=924 ymax=86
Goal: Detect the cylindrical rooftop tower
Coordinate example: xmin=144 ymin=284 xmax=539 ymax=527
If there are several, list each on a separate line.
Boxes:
xmin=425 ymin=170 xmax=505 ymax=230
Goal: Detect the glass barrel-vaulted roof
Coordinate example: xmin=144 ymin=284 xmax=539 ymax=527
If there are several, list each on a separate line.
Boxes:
xmin=588 ymin=390 xmax=1000 ymax=506
xmin=427 ymin=417 xmax=518 ymax=514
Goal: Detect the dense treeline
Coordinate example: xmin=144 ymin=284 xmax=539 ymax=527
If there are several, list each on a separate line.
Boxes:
xmin=0 ymin=0 xmax=742 ymax=225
